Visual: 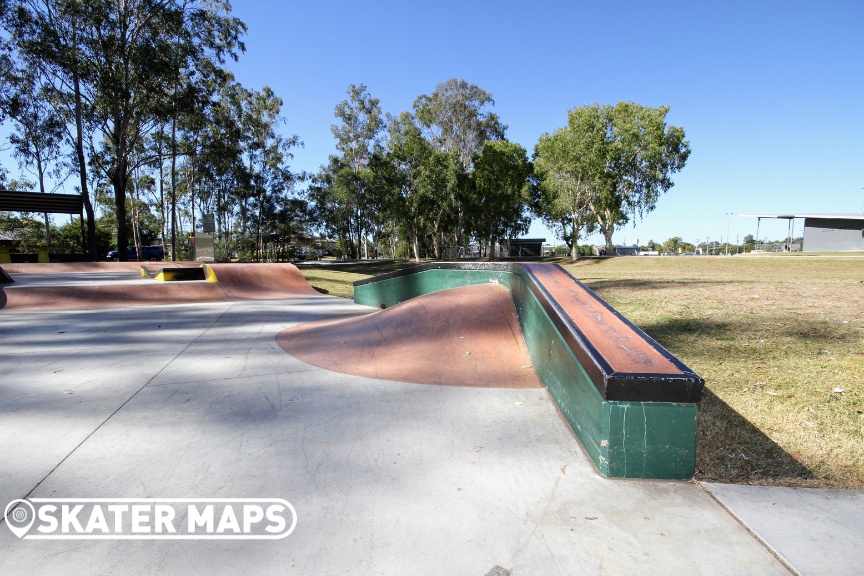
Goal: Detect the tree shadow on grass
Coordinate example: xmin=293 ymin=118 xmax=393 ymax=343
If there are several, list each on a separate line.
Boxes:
xmin=632 ymin=317 xmax=841 ymax=485
xmin=696 ymin=388 xmax=815 ymax=484
xmin=582 ymin=278 xmax=740 ymax=292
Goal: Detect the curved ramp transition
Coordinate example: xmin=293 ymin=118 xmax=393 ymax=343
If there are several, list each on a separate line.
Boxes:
xmin=205 ymin=263 xmax=320 ymax=299
xmin=276 ymin=283 xmax=542 ymax=389
xmin=0 ymin=262 xmax=320 ymax=311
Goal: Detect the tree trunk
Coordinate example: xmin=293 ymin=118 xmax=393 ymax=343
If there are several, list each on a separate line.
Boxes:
xmin=36 ymin=155 xmax=51 ymax=246
xmin=170 ymin=117 xmax=178 ymax=261
xmin=73 ymin=71 xmax=97 ymax=260
xmin=113 ymin=157 xmax=129 ymax=262
xmin=603 ymin=226 xmax=615 ymax=255
xmin=571 ymin=212 xmax=580 ymax=260
xmin=158 ymin=135 xmax=166 ymax=254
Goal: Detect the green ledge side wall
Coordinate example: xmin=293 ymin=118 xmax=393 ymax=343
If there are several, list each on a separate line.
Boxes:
xmin=354 ymin=268 xmax=697 ymax=480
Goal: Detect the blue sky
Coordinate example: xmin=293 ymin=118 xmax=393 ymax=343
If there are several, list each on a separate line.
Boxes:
xmin=222 ymin=0 xmax=863 ymax=246
xmin=3 ymin=1 xmax=862 ymax=247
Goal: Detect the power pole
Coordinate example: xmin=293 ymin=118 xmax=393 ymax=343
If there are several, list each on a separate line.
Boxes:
xmin=725 ymin=212 xmax=733 ymax=256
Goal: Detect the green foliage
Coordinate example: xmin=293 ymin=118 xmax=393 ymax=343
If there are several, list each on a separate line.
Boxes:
xmin=0 ymin=212 xmax=48 ymax=251
xmin=2 ymin=0 xmax=248 ymax=260
xmin=469 ymin=140 xmax=532 ymax=257
xmin=324 ymin=83 xmax=384 ymax=259
xmin=413 ymin=78 xmax=506 ymax=172
xmin=533 ymin=116 xmax=602 ymax=258
xmin=534 ymin=102 xmax=690 ymax=255
xmin=311 ymin=79 xmax=529 ymax=262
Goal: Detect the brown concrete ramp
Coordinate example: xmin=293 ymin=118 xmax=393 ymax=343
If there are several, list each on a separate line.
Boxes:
xmin=0 ymin=262 xmax=197 ymax=274
xmin=0 ymin=262 xmax=319 ymax=311
xmin=0 ymin=281 xmax=228 ymax=311
xmin=276 ymin=283 xmax=542 ymax=388
xmin=205 ymin=263 xmax=321 ymax=299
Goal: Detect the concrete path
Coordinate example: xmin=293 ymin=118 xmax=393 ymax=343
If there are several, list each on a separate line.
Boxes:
xmin=703 ymin=483 xmax=864 ymax=576
xmin=0 ymin=270 xmax=858 ymax=575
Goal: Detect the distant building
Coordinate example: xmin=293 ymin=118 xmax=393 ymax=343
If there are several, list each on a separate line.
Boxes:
xmin=743 ymin=213 xmax=864 ymax=252
xmin=614 ymin=245 xmax=640 ymax=256
xmin=508 ymin=238 xmax=546 ymax=257
xmin=592 ymin=245 xmax=640 ymax=256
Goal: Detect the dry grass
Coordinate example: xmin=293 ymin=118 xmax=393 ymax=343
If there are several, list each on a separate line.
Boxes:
xmin=299 ymin=255 xmax=864 ymax=488
xmin=563 ymin=254 xmax=864 ymax=488
xmin=298 ymin=260 xmax=420 ymax=297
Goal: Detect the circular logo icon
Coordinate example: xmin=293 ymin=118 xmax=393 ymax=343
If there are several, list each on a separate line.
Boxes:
xmin=4 ymin=499 xmax=36 ymax=538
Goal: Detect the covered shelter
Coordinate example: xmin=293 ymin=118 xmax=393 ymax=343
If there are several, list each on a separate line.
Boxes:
xmin=0 ymin=191 xmax=86 ymax=261
xmin=508 ymin=238 xmax=546 ymax=257
xmin=742 ymin=213 xmax=864 ymax=252
xmin=0 ymin=190 xmax=83 ymax=214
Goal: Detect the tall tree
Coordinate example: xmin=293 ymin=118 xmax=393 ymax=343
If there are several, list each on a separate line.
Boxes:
xmin=4 ymin=69 xmax=66 ymax=196
xmin=2 ymin=0 xmax=101 ymax=257
xmin=330 ymin=83 xmax=383 ymax=258
xmin=535 ymin=102 xmax=689 ymax=255
xmin=533 ymin=114 xmax=603 ymax=258
xmin=413 ymin=78 xmax=506 ymax=172
xmin=470 ymin=140 xmax=532 ymax=257
xmin=382 ymin=111 xmax=433 ymax=261
xmin=413 ymin=78 xmax=506 ymax=250
xmin=3 ymin=0 xmax=245 ymax=260
xmin=584 ymin=102 xmax=689 ymax=252
xmin=6 ymin=68 xmax=66 ymax=244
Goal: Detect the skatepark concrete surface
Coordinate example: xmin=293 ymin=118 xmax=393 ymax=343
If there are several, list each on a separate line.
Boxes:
xmin=1 ymin=264 xmax=861 ymax=575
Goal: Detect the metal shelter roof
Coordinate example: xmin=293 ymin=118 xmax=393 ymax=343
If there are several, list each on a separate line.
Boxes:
xmin=0 ymin=190 xmax=83 ymax=214
xmin=741 ymin=213 xmax=864 ymax=220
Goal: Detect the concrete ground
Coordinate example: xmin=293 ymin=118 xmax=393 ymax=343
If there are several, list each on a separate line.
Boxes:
xmin=1 ymin=269 xmax=861 ymax=575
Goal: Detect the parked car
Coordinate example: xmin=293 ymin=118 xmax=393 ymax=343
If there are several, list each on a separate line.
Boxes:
xmin=107 ymin=245 xmax=165 ymax=261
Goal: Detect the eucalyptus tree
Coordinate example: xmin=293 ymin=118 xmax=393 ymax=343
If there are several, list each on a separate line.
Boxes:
xmin=595 ymin=102 xmax=689 ymax=252
xmin=192 ymin=73 xmax=247 ymax=254
xmin=7 ymin=72 xmax=63 ymax=194
xmin=2 ymin=0 xmax=246 ymax=260
xmin=534 ymin=102 xmax=689 ymax=255
xmin=4 ymin=67 xmax=67 ymax=242
xmin=307 ymin=157 xmax=355 ymax=258
xmin=413 ymin=78 xmax=505 ymax=172
xmin=330 ymin=83 xmax=383 ymax=258
xmin=380 ymin=111 xmax=466 ymax=261
xmin=382 ymin=111 xmax=433 ymax=261
xmin=231 ymin=86 xmax=301 ymax=261
xmin=413 ymin=78 xmax=506 ymax=251
xmin=469 ymin=140 xmax=532 ymax=258
xmin=1 ymin=0 xmax=100 ymax=256
xmin=533 ymin=110 xmax=605 ymax=258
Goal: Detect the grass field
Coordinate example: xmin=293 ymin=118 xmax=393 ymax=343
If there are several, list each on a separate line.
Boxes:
xmin=300 ymin=255 xmax=864 ymax=488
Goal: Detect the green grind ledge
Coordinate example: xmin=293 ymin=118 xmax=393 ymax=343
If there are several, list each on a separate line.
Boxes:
xmin=353 ymin=263 xmax=702 ymax=480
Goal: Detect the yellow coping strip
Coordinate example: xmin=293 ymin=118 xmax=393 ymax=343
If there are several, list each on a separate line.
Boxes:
xmin=204 ymin=264 xmax=219 ymax=283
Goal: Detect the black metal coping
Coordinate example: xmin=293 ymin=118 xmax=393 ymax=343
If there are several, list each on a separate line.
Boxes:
xmin=0 ymin=266 xmax=13 ymax=284
xmin=353 ymin=262 xmax=705 ymax=404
